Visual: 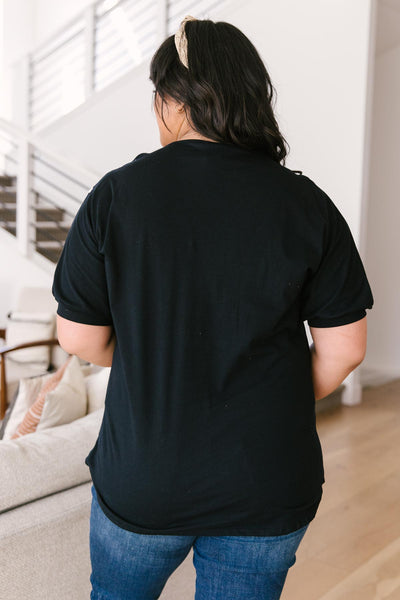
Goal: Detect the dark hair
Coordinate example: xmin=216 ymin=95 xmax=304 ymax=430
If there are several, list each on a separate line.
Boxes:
xmin=149 ymin=19 xmax=290 ymax=164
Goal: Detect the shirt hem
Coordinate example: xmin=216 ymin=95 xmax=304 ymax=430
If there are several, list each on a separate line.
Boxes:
xmin=92 ymin=482 xmax=322 ymax=537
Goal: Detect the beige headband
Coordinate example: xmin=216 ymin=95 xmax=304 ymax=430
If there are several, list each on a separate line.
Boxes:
xmin=174 ymin=15 xmax=197 ymax=69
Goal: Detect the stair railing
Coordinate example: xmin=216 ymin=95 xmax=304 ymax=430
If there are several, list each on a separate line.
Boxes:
xmin=13 ymin=0 xmax=230 ymax=132
xmin=0 ymin=117 xmax=99 ymax=265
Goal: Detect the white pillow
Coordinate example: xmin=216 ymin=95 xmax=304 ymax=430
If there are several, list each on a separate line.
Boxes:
xmin=85 ymin=366 xmax=111 ymax=413
xmin=2 ymin=355 xmax=87 ymax=439
xmin=37 ymin=354 xmax=87 ymax=431
xmin=5 ymin=311 xmax=55 ymax=366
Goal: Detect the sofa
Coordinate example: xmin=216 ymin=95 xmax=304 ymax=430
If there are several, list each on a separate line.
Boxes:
xmin=0 ymin=363 xmax=110 ymax=600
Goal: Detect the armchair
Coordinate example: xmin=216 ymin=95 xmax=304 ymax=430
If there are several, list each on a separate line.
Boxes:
xmin=0 ymin=286 xmax=68 ymax=421
xmin=0 ymin=336 xmax=60 ymax=420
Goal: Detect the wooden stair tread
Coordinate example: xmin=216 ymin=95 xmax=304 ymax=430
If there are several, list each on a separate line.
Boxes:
xmin=0 ymin=175 xmax=16 ymax=187
xmin=0 ymin=191 xmax=17 ymax=202
xmin=35 ymin=246 xmax=63 ymax=263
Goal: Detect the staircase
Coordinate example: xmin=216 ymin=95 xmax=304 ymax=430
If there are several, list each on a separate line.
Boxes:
xmin=0 ymin=175 xmax=17 ymax=237
xmin=0 ymin=173 xmax=71 ymax=264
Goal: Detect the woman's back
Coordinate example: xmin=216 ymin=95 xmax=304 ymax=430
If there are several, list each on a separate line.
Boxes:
xmin=53 ymin=137 xmax=372 ymax=536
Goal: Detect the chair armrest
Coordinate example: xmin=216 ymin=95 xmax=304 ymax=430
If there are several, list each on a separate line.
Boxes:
xmin=0 ymin=338 xmax=60 ymax=356
xmin=0 ymin=338 xmax=63 ymax=421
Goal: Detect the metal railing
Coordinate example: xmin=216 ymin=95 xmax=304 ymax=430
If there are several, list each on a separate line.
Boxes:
xmin=23 ymin=0 xmax=231 ymax=131
xmin=28 ymin=147 xmax=90 ymax=263
xmin=29 ymin=17 xmax=86 ymax=131
xmin=94 ymin=0 xmax=159 ymax=93
xmin=0 ymin=117 xmax=99 ymax=265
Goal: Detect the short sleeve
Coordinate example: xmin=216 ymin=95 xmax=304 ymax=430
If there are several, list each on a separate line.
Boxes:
xmin=52 ymin=175 xmax=113 ymax=326
xmin=300 ymin=185 xmax=374 ymax=328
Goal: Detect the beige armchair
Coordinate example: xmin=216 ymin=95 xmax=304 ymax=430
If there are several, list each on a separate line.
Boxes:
xmin=0 ymin=287 xmax=69 ymax=420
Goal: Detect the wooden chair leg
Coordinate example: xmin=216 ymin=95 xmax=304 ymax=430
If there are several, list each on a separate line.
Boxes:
xmin=0 ymin=355 xmax=7 ymax=420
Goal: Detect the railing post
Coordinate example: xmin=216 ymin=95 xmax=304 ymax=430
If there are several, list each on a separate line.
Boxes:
xmin=84 ymin=2 xmax=96 ymax=99
xmin=16 ymin=139 xmax=33 ymax=257
xmin=12 ymin=54 xmax=31 ymax=131
xmin=156 ymin=0 xmax=168 ymax=43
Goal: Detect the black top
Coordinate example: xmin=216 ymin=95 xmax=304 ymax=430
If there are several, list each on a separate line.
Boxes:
xmin=52 ymin=139 xmax=373 ymax=536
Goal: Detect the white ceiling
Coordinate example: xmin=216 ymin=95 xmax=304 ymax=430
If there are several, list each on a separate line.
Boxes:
xmin=376 ymin=0 xmax=400 ymax=55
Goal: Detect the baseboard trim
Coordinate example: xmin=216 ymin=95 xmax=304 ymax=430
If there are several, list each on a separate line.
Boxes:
xmin=360 ymin=367 xmax=400 ymax=388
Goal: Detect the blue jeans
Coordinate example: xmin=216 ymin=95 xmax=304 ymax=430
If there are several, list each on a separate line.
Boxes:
xmin=89 ymin=484 xmax=308 ymax=600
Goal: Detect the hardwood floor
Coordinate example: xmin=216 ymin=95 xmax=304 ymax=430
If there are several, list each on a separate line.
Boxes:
xmin=160 ymin=378 xmax=400 ymax=599
xmin=281 ymin=377 xmax=400 ymax=600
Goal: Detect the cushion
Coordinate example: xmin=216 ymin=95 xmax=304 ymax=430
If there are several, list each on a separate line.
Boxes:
xmin=5 ymin=311 xmax=55 ymax=367
xmin=3 ymin=355 xmax=87 ymax=440
xmin=85 ymin=366 xmax=111 ymax=413
xmin=0 ymin=407 xmax=104 ymax=513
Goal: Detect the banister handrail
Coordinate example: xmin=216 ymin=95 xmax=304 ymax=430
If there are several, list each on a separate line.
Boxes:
xmin=0 ymin=116 xmax=100 ymax=183
xmin=16 ymin=0 xmax=119 ymax=68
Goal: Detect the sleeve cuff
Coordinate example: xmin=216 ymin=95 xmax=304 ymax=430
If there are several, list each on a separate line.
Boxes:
xmin=56 ymin=303 xmax=113 ymax=326
xmin=306 ymin=309 xmax=367 ymax=328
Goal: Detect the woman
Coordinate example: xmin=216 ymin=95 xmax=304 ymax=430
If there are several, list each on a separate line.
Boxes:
xmin=52 ymin=15 xmax=373 ymax=600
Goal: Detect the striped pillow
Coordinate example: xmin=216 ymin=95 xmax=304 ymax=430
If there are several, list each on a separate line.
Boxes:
xmin=10 ymin=355 xmax=86 ymax=439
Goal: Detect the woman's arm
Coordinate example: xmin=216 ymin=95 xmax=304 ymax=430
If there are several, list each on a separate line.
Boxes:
xmin=56 ymin=314 xmax=116 ymax=367
xmin=309 ymin=316 xmax=367 ymax=401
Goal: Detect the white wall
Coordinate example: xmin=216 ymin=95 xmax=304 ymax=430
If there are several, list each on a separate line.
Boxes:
xmin=363 ymin=42 xmax=400 ymax=378
xmin=0 ymin=231 xmax=54 ymax=327
xmin=1 ymin=0 xmax=34 ymax=120
xmin=33 ymin=0 xmax=93 ymax=46
xmin=233 ymin=0 xmax=374 ymax=243
xmin=0 ymin=0 xmax=93 ymax=120
xmin=3 ymin=0 xmax=92 ymax=60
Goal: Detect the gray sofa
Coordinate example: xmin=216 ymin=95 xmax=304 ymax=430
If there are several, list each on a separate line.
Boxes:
xmin=0 ymin=370 xmax=105 ymax=600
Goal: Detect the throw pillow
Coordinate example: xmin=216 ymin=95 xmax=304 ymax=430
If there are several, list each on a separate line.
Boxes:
xmin=1 ymin=371 xmax=55 ymax=440
xmin=5 ymin=311 xmax=56 ymax=367
xmin=8 ymin=355 xmax=87 ymax=439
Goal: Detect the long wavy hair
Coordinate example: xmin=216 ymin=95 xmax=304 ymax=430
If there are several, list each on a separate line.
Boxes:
xmin=149 ymin=18 xmax=290 ymax=165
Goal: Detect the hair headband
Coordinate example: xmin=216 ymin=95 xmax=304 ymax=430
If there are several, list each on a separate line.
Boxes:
xmin=174 ymin=15 xmax=197 ymax=69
